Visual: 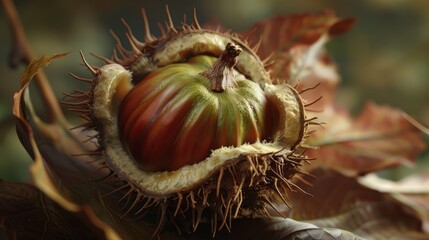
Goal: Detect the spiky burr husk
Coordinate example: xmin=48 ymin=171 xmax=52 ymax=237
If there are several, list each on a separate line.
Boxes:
xmin=62 ymin=7 xmax=317 ymax=236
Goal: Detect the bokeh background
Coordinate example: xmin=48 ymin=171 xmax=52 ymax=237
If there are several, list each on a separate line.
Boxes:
xmin=1 ymin=0 xmax=428 ymax=182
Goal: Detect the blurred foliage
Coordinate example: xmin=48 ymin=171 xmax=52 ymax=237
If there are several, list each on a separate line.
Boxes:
xmin=1 ymin=0 xmax=428 ymax=182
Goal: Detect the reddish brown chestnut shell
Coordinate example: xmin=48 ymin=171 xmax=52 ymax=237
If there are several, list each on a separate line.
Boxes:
xmin=118 ymin=55 xmax=278 ymax=171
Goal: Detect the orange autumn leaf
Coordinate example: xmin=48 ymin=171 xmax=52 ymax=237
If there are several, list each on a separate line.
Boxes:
xmin=359 ymin=170 xmax=429 ymax=231
xmin=242 ymin=11 xmax=354 ymax=86
xmin=283 ymin=168 xmax=429 ymax=239
xmin=305 ymin=102 xmax=426 ymax=175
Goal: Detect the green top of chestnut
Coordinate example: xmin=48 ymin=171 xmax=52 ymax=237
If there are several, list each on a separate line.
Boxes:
xmin=118 ymin=42 xmax=278 ymax=172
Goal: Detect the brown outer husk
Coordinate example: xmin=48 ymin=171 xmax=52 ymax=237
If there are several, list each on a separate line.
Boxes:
xmin=64 ymin=24 xmax=311 ymax=236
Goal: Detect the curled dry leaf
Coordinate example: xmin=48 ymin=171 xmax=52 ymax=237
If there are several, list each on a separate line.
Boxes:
xmin=304 ymin=102 xmax=426 ymax=175
xmin=359 ymin=172 xmax=429 ymax=194
xmin=192 ymin=217 xmax=364 ymax=240
xmin=0 ymin=181 xmax=106 ymax=240
xmin=359 ymin=172 xmax=429 ymax=233
xmin=12 ymin=55 xmax=122 ymax=240
xmin=286 ymin=168 xmax=429 ymax=239
xmin=13 ymin=54 xmax=79 ymax=212
xmin=242 ymin=11 xmax=355 ymax=86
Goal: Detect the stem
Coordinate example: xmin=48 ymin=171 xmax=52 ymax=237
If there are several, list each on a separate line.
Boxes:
xmin=2 ymin=0 xmax=66 ymax=124
xmin=201 ymin=42 xmax=242 ymax=92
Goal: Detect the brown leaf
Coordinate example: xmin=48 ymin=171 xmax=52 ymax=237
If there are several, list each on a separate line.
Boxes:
xmin=18 ymin=53 xmax=68 ymax=88
xmin=294 ymin=52 xmax=340 ymax=110
xmin=286 ymin=168 xmax=429 ymax=239
xmin=13 ymin=54 xmax=80 ymax=212
xmin=359 ymin=172 xmax=429 ymax=233
xmin=397 ymin=194 xmax=429 ymax=234
xmin=305 ymin=102 xmax=426 ymax=175
xmin=12 ymin=54 xmax=122 ymax=240
xmin=191 ymin=218 xmax=363 ymax=240
xmin=0 ymin=181 xmax=105 ymax=240
xmin=359 ymin=172 xmax=429 ymax=194
xmin=242 ymin=11 xmax=354 ymax=85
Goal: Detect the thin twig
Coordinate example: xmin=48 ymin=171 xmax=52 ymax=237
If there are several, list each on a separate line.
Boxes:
xmin=2 ymin=0 xmax=66 ymax=124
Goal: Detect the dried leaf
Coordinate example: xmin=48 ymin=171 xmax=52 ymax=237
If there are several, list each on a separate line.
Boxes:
xmin=359 ymin=172 xmax=429 ymax=233
xmin=35 ymin=143 xmax=166 ymax=239
xmin=294 ymin=51 xmax=340 ymax=110
xmin=305 ymin=102 xmax=426 ymax=175
xmin=12 ymin=54 xmax=122 ymax=240
xmin=359 ymin=173 xmax=429 ymax=194
xmin=13 ymin=54 xmax=80 ymax=212
xmin=19 ymin=53 xmax=68 ymax=88
xmin=0 ymin=181 xmax=105 ymax=240
xmin=395 ymin=194 xmax=429 ymax=234
xmin=242 ymin=11 xmax=354 ymax=85
xmin=191 ymin=218 xmax=363 ymax=240
xmin=285 ymin=168 xmax=429 ymax=239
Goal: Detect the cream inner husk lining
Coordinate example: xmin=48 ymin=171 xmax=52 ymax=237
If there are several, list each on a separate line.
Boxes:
xmin=93 ymin=56 xmax=302 ymax=194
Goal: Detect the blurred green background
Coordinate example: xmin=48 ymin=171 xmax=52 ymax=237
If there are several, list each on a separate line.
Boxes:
xmin=1 ymin=0 xmax=428 ymax=182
